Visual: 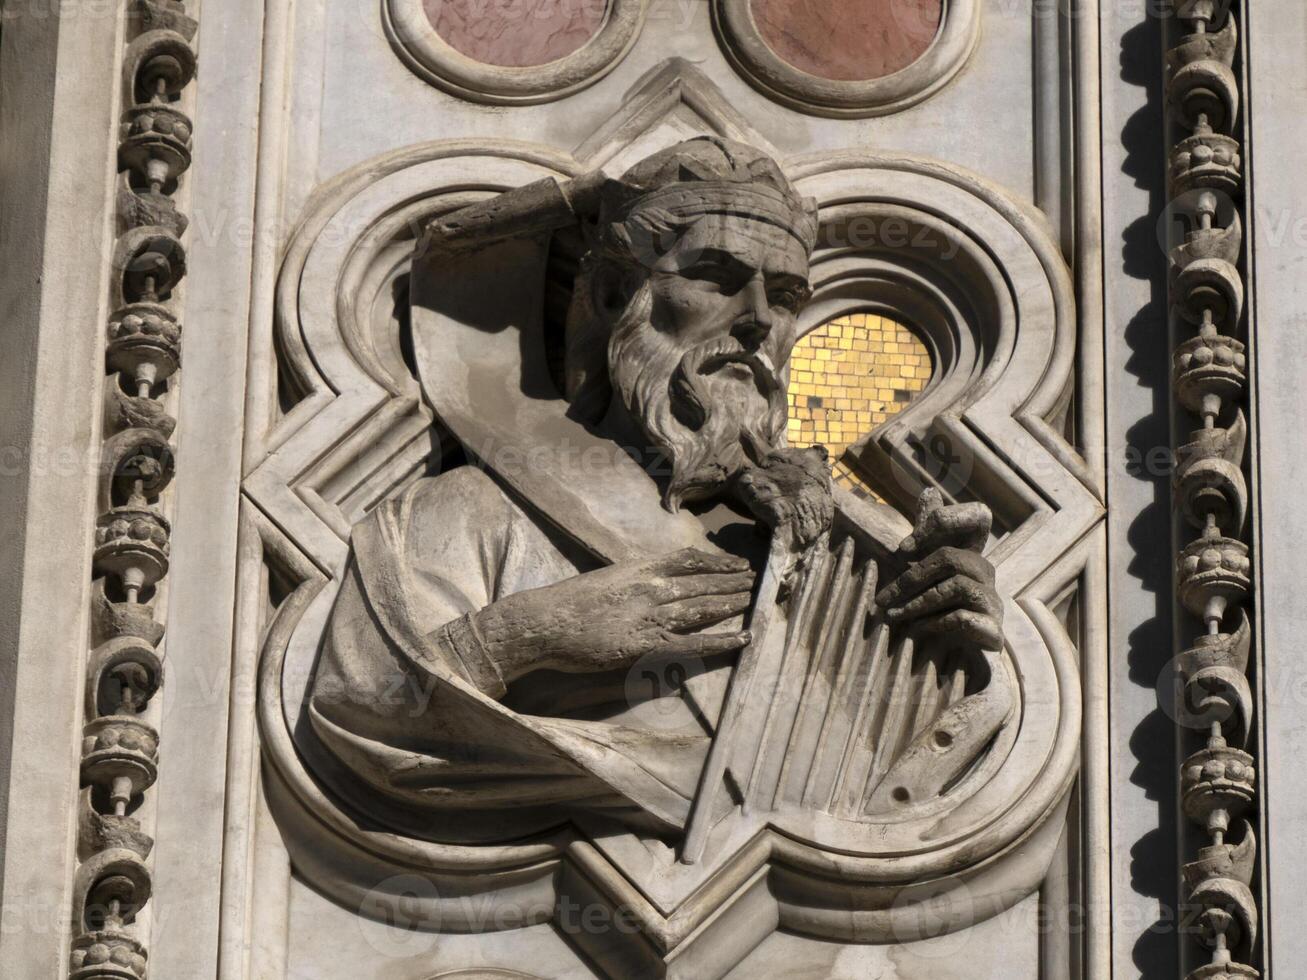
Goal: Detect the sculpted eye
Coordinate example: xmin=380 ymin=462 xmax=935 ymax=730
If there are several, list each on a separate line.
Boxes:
xmin=769 ymin=285 xmax=807 ymax=311
xmin=686 ymin=264 xmax=741 ymax=289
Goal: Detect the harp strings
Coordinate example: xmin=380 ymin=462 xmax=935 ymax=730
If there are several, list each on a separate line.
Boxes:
xmin=738 ymin=533 xmax=969 ymax=819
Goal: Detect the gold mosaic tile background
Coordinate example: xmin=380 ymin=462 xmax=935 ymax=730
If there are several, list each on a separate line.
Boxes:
xmin=786 ymin=313 xmax=931 ymax=497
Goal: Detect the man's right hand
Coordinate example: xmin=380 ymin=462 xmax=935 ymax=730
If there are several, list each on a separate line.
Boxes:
xmin=470 ymin=548 xmax=755 ymax=683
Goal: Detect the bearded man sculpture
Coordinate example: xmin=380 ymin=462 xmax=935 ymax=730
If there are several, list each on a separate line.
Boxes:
xmin=308 ymin=137 xmax=1006 ymax=857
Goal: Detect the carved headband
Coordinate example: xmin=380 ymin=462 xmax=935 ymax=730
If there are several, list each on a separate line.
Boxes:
xmin=419 ymin=173 xmax=819 ymax=262
xmin=604 ymin=181 xmax=820 ymax=255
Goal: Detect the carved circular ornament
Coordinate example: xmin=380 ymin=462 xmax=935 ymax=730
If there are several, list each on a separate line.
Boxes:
xmin=383 ymin=0 xmax=648 ymax=105
xmin=712 ymin=0 xmax=979 ymax=117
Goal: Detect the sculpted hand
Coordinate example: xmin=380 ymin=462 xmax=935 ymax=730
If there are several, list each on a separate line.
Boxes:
xmin=875 ymin=488 xmax=1002 ymax=650
xmin=470 ymin=548 xmax=755 ymax=682
xmin=734 ymin=444 xmax=834 ymax=553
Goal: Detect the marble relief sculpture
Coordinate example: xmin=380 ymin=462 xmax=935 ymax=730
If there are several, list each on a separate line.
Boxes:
xmin=308 ymin=137 xmax=1009 ymax=861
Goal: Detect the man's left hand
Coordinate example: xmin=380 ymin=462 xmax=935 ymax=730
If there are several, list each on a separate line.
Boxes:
xmin=875 ymin=488 xmax=1003 ymax=650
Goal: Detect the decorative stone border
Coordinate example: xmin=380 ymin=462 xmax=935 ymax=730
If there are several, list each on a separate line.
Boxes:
xmin=711 ymin=0 xmax=979 ymax=118
xmin=1162 ymin=1 xmax=1262 ymax=977
xmin=250 ymin=141 xmax=1088 ymax=959
xmin=68 ymin=1 xmax=196 ymax=977
xmin=230 ymin=64 xmax=1099 ymax=976
xmin=383 ymin=0 xmax=649 ymax=105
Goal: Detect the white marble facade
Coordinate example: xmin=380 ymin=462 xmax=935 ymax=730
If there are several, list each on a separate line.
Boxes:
xmin=0 ymin=0 xmax=1298 ymax=978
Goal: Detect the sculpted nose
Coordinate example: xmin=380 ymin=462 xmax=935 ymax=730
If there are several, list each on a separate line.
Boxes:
xmin=733 ymin=275 xmax=773 ymax=349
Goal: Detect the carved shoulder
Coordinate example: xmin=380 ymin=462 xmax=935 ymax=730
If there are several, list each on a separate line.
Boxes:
xmin=399 ymin=465 xmax=515 ymax=523
xmin=375 ymin=464 xmax=515 ymax=536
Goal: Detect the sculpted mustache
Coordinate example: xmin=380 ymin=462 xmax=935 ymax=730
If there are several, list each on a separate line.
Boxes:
xmin=668 ymin=335 xmax=782 ymax=430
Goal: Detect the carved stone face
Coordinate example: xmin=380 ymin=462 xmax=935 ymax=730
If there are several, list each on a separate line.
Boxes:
xmin=646 ymin=213 xmax=812 ymax=385
xmin=604 ymin=212 xmax=813 ymax=509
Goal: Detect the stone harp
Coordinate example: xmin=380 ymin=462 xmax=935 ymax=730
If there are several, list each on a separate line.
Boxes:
xmin=683 ymin=503 xmax=1011 ymax=864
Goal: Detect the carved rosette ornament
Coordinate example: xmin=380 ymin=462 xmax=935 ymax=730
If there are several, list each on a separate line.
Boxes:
xmin=70 ymin=0 xmax=196 ymax=975
xmin=1164 ymin=1 xmax=1261 ymax=976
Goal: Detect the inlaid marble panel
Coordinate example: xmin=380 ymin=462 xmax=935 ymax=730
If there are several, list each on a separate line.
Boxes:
xmin=424 ymin=0 xmax=607 ymax=67
xmin=751 ymin=0 xmax=943 ymax=80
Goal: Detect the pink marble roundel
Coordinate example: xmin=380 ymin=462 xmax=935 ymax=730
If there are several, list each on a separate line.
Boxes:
xmin=750 ymin=0 xmax=943 ymax=81
xmin=424 ymin=0 xmax=609 ymax=69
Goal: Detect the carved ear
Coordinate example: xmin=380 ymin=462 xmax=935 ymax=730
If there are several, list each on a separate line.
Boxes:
xmin=562 ymin=259 xmax=616 ymax=420
xmin=590 ymin=260 xmax=640 ymax=326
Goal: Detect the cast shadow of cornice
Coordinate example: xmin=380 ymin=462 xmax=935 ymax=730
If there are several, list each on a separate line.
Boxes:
xmin=1118 ymin=11 xmax=1181 ymax=980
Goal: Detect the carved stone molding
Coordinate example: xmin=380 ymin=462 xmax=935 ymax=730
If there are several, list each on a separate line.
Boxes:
xmin=245 ymin=64 xmax=1097 ymax=978
xmin=1163 ymin=2 xmax=1262 ymax=978
xmin=69 ymin=0 xmax=197 ymax=976
xmin=711 ymin=0 xmax=979 ymax=117
xmin=383 ymin=0 xmax=649 ymax=105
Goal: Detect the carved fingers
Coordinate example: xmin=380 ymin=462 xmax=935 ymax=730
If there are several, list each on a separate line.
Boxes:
xmin=477 ymin=547 xmax=758 ymax=678
xmin=642 ymin=549 xmax=754 ymax=605
xmin=657 ymin=629 xmax=753 ymax=659
xmin=876 ymin=546 xmax=1003 ymax=650
xmin=608 ymin=548 xmax=757 ymax=665
xmin=647 ymin=547 xmax=751 ymax=577
xmin=877 ymin=547 xmax=992 ymax=608
xmin=655 ymin=591 xmax=754 ymax=632
xmin=649 ymin=570 xmax=755 ymax=602
xmin=898 ymin=487 xmax=991 ymax=558
xmin=888 ymin=573 xmax=1002 ymax=623
xmin=902 ymin=609 xmax=1002 ymax=650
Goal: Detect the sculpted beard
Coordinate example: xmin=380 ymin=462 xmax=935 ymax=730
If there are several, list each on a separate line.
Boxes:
xmin=607 ymin=281 xmax=789 ymax=512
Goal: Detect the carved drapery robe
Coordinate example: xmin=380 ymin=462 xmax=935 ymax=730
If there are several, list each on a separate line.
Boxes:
xmin=310 ymin=465 xmax=717 ymax=837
